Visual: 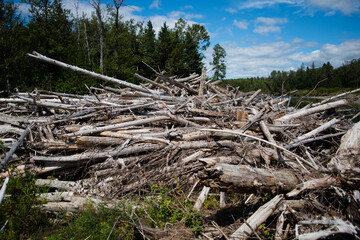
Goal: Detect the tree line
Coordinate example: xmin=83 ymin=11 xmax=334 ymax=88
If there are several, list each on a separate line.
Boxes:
xmin=0 ymin=0 xmax=227 ymax=94
xmin=224 ymin=59 xmax=360 ymax=94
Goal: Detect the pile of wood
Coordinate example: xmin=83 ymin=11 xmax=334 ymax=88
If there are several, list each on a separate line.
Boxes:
xmin=1 ymin=52 xmax=360 ymax=239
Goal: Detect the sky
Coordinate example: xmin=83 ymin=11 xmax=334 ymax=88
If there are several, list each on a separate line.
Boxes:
xmin=16 ymin=0 xmax=360 ymax=79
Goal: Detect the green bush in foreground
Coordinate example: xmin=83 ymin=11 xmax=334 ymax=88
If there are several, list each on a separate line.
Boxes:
xmin=0 ymin=171 xmax=50 ymax=240
xmin=46 ymin=202 xmax=140 ymax=240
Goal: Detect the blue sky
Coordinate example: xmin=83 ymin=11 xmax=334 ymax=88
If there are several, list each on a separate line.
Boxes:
xmin=16 ymin=0 xmax=360 ymax=78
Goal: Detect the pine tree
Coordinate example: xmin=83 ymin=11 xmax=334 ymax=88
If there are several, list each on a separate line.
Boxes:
xmin=211 ymin=43 xmax=226 ymax=80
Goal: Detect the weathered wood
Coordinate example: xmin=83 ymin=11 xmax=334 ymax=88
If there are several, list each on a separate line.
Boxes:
xmin=292 ymin=118 xmax=340 ymax=143
xmin=68 ymin=115 xmax=170 ymax=136
xmin=231 ymin=195 xmax=283 ymax=240
xmin=194 ymin=186 xmax=210 ymax=211
xmin=284 ymin=131 xmax=346 ymax=149
xmin=199 ymin=163 xmax=300 ymax=193
xmin=328 ymin=121 xmax=360 ymax=173
xmin=244 ymin=89 xmax=261 ymax=106
xmin=286 ymin=176 xmax=339 ymax=198
xmin=33 ymin=143 xmax=165 ymax=162
xmin=295 ymin=219 xmax=358 ymax=240
xmin=198 ymin=68 xmax=206 ymax=97
xmin=134 ymin=73 xmax=172 ymax=93
xmin=35 ymin=179 xmax=78 ymax=191
xmin=312 ymin=88 xmax=360 ymax=107
xmin=0 ymin=177 xmax=9 ymax=205
xmin=156 ymin=73 xmax=199 ymax=95
xmin=276 ymin=99 xmax=348 ymax=123
xmin=28 ymin=51 xmax=155 ymax=94
xmin=0 ymin=123 xmax=34 ymax=171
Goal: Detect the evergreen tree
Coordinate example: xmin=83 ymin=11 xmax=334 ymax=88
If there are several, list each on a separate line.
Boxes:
xmin=211 ymin=43 xmax=226 ymax=80
xmin=0 ymin=0 xmax=26 ymax=92
xmin=156 ymin=22 xmax=172 ymax=71
xmin=25 ymin=0 xmax=73 ymax=90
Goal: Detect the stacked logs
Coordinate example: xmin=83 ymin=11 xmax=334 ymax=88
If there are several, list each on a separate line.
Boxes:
xmin=0 ymin=52 xmax=359 ymax=239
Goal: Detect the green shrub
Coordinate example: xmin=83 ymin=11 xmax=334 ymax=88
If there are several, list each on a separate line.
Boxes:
xmin=0 ymin=171 xmax=50 ymax=240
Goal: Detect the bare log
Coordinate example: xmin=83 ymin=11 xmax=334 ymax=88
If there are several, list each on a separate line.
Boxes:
xmin=28 ymin=51 xmax=155 ymax=94
xmin=156 ymin=73 xmax=199 ymax=95
xmin=198 ymin=163 xmax=300 ymax=193
xmin=0 ymin=123 xmax=34 ymax=171
xmin=33 ymin=143 xmax=165 ymax=163
xmin=244 ymin=89 xmax=261 ymax=106
xmin=286 ymin=176 xmax=339 ymax=198
xmin=292 ymin=118 xmax=340 ymax=143
xmin=68 ymin=116 xmax=170 ymax=136
xmin=194 ymin=186 xmax=210 ymax=211
xmin=295 ymin=219 xmax=358 ymax=240
xmin=275 ymin=99 xmax=348 ymax=123
xmin=134 ymin=73 xmax=172 ymax=93
xmin=0 ymin=177 xmax=9 ymax=205
xmin=312 ymin=87 xmax=360 ymax=107
xmin=35 ymin=179 xmax=78 ymax=191
xmin=231 ymin=195 xmax=283 ymax=240
xmin=328 ymin=121 xmax=360 ymax=173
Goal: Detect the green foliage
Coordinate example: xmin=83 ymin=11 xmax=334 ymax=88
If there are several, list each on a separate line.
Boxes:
xmin=225 ymin=59 xmax=360 ymax=94
xmin=184 ymin=212 xmax=203 ymax=237
xmin=46 ymin=202 xmax=139 ymax=240
xmin=211 ymin=43 xmax=227 ymax=81
xmin=146 ymin=184 xmax=204 ymax=237
xmin=258 ymin=223 xmax=275 ymax=239
xmin=0 ymin=171 xmax=50 ymax=239
xmin=203 ymin=195 xmax=219 ymax=209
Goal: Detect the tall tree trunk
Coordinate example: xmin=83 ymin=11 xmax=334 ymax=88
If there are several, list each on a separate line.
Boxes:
xmin=90 ymin=0 xmax=105 ymax=74
xmin=82 ymin=13 xmax=92 ymax=69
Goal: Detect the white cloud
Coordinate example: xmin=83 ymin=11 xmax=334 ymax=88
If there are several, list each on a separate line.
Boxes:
xmin=17 ymin=3 xmax=31 ymax=17
xmin=182 ymin=5 xmax=194 ymax=9
xmin=253 ymin=17 xmax=288 ymax=34
xmin=304 ymin=0 xmax=360 ymax=15
xmin=225 ymin=8 xmax=238 ymax=13
xmin=254 ymin=25 xmax=281 ymax=33
xmin=233 ymin=20 xmax=248 ymax=30
xmin=205 ymin=39 xmax=360 ymax=78
xmin=168 ymin=11 xmax=204 ymax=20
xmin=235 ymin=0 xmax=360 ymax=15
xmin=255 ymin=17 xmax=288 ymax=25
xmin=237 ymin=0 xmax=297 ymax=9
xmin=150 ymin=0 xmax=160 ymax=9
xmin=289 ymin=39 xmax=360 ymax=66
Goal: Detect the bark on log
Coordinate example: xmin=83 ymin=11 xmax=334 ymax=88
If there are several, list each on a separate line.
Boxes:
xmin=198 ymin=163 xmax=300 ymax=193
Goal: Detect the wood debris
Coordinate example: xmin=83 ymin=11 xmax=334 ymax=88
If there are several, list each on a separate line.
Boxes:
xmin=1 ymin=52 xmax=360 ymax=239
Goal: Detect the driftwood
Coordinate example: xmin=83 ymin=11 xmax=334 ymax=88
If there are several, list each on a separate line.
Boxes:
xmin=199 ymin=163 xmax=300 ymax=193
xmin=231 ymin=195 xmax=283 ymax=239
xmin=0 ymin=52 xmax=359 ymax=239
xmin=0 ymin=123 xmax=34 ymax=171
xmin=0 ymin=177 xmax=9 ymax=205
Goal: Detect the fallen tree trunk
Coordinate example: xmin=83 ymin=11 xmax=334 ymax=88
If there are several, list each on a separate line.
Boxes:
xmin=275 ymin=99 xmax=348 ymax=123
xmin=28 ymin=51 xmax=155 ymax=94
xmin=198 ymin=163 xmax=300 ymax=193
xmin=231 ymin=194 xmax=283 ymax=240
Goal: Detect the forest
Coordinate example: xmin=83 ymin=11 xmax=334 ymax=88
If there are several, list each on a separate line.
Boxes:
xmin=0 ymin=0 xmax=221 ymax=94
xmin=224 ymin=59 xmax=360 ymax=95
